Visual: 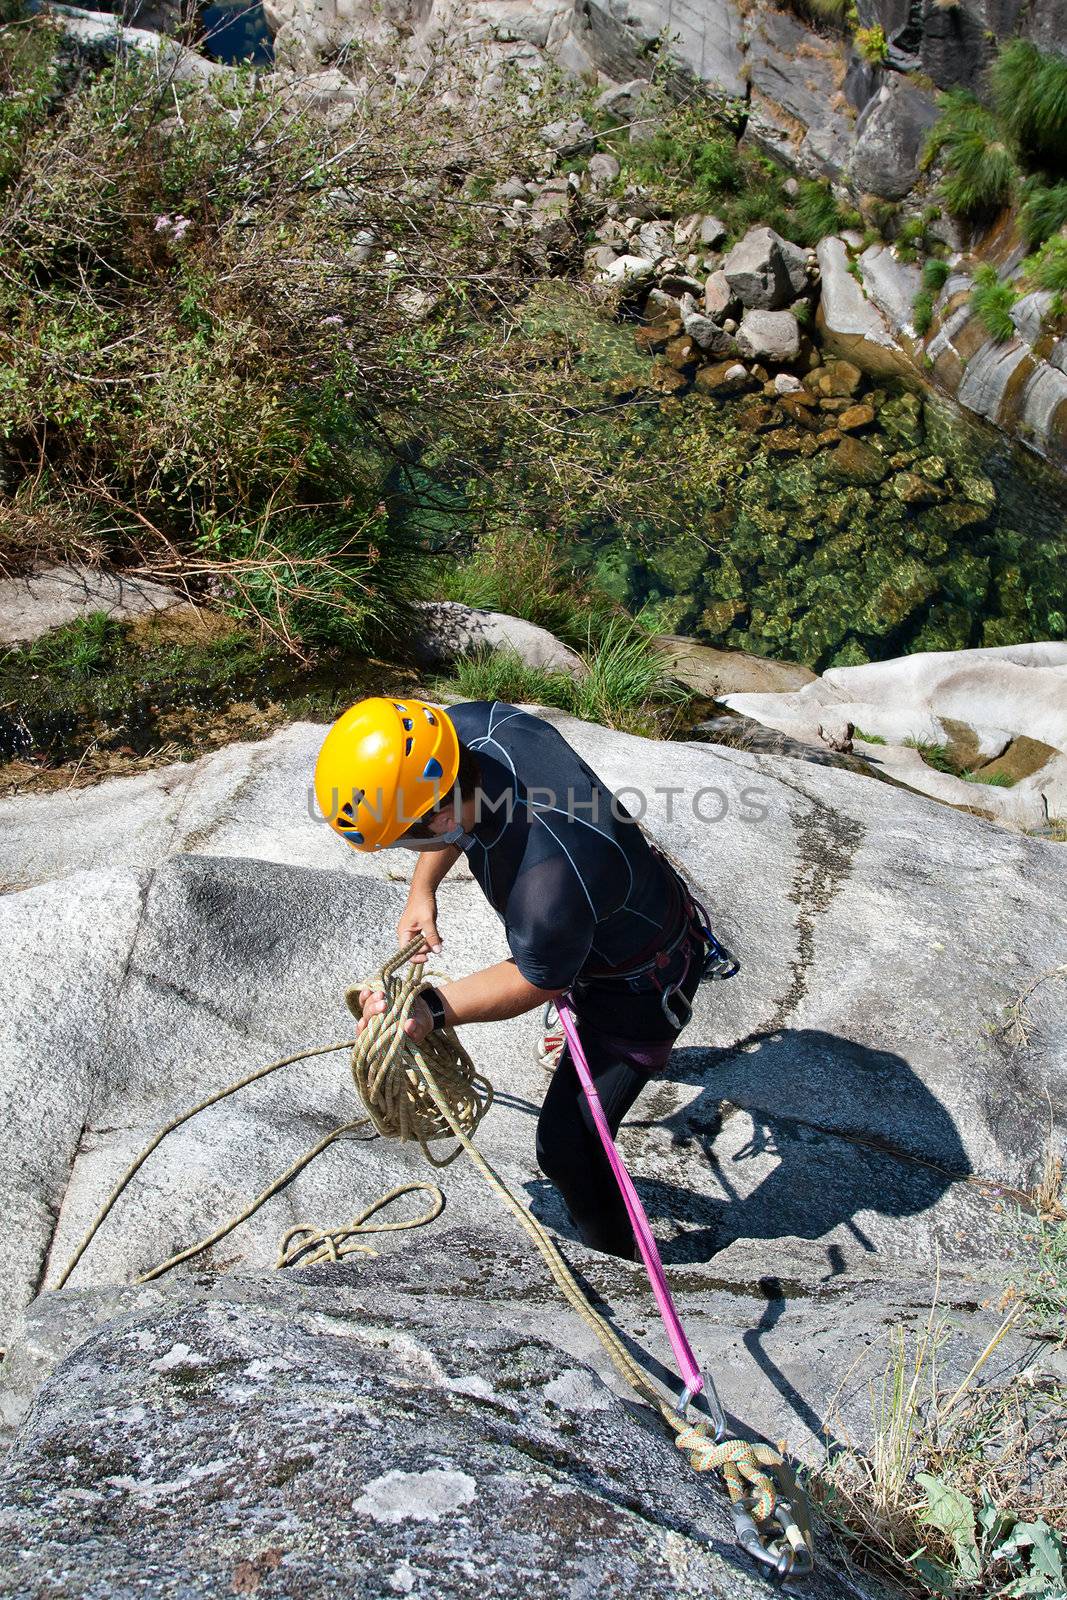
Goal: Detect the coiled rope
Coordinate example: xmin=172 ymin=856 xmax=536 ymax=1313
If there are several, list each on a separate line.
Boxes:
xmin=55 ymin=936 xmax=809 ymax=1573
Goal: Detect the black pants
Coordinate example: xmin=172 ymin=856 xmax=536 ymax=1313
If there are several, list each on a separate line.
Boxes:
xmin=535 ymin=928 xmax=705 ymax=1258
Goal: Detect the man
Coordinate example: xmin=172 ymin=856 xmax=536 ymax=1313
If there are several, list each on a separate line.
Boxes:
xmin=314 ymin=695 xmax=719 ymax=1259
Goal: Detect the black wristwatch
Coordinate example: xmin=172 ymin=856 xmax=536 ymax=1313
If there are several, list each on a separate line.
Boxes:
xmin=421 ymin=985 xmax=448 ymax=1032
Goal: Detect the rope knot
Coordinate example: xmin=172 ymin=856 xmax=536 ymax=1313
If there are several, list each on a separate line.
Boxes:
xmin=674 ymin=1428 xmax=783 ymax=1523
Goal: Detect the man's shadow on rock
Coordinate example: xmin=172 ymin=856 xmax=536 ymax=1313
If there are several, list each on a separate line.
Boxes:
xmin=637 ymin=1028 xmax=973 ymax=1265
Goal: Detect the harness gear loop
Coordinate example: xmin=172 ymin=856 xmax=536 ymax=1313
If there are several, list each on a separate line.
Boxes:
xmin=55 ymin=935 xmax=813 ymax=1583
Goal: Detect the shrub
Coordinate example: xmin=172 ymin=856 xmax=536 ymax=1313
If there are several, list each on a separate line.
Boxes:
xmin=1024 ymin=233 xmax=1067 ymax=312
xmin=792 ymin=179 xmax=860 ymax=246
xmin=855 ymin=25 xmax=888 ymax=64
xmin=924 ymin=90 xmax=1018 ymax=221
xmin=1019 ymin=178 xmax=1067 ymax=248
xmin=991 ymin=39 xmax=1067 ymax=171
xmin=922 ymin=257 xmax=951 ymax=292
xmin=970 ymin=264 xmax=1018 ymax=342
xmin=912 ymin=288 xmax=935 ymax=335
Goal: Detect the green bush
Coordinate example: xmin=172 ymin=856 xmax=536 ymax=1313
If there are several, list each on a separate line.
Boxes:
xmin=1024 ymin=233 xmax=1067 ymax=311
xmin=991 ymin=39 xmax=1067 ymax=170
xmin=913 ymin=288 xmax=935 ymax=335
xmin=922 ymin=257 xmax=952 ymax=293
xmin=970 ymin=264 xmax=1018 ymax=342
xmin=1019 ymin=178 xmax=1067 ymax=248
xmin=792 ymin=179 xmax=860 ymax=246
xmin=924 ymin=90 xmax=1018 ymax=221
xmin=854 ymin=25 xmax=888 ymax=64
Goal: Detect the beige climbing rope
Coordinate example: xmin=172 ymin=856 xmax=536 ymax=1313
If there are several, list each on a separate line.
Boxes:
xmin=55 ymin=935 xmax=811 ymax=1577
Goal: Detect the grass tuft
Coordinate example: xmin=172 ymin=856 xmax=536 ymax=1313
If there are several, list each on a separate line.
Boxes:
xmin=1019 ymin=178 xmax=1067 ymax=249
xmin=922 ymin=257 xmax=952 ymax=293
xmin=924 ymin=90 xmax=1018 ymax=222
xmin=991 ymin=39 xmax=1067 ymax=171
xmin=970 ymin=265 xmax=1018 ymax=343
xmin=913 ymin=289 xmax=935 ymax=336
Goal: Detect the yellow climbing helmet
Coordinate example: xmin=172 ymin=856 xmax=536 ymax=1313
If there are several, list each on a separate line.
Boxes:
xmin=314 ymin=696 xmax=460 ymax=852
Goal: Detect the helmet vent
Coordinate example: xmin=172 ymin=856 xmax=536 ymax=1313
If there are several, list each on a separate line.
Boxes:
xmin=423 ymin=757 xmax=443 ymax=780
xmin=402 ymin=717 xmax=414 ymax=731
xmin=423 ymin=708 xmax=436 ymax=724
xmin=394 ymin=703 xmax=408 ymax=712
xmin=404 ymin=738 xmax=413 ymax=756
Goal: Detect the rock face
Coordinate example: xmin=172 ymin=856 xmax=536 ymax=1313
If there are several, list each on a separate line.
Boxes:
xmin=722 ymin=641 xmax=1067 ymax=827
xmin=411 ymin=600 xmax=586 ymax=677
xmin=0 ymin=705 xmax=1064 ymax=1589
xmin=0 ymin=1261 xmax=856 ymax=1599
xmin=0 ymin=564 xmax=181 ymax=646
xmin=723 ymin=227 xmax=808 ymax=312
xmin=38 ymin=2 xmax=227 ymax=80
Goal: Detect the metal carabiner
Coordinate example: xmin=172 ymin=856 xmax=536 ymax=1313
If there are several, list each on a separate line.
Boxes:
xmin=730 ymin=1456 xmax=815 ymax=1588
xmin=675 ymin=1368 xmax=728 ymax=1441
xmin=661 ymin=982 xmax=693 ymax=1031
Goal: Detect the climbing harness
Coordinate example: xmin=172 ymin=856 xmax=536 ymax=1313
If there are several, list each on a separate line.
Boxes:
xmin=56 ymin=937 xmax=813 ymax=1585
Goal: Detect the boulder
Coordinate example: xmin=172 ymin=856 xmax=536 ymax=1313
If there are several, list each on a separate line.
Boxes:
xmin=815 ymin=237 xmax=913 ymax=379
xmin=595 ymin=77 xmax=652 ymax=119
xmin=837 ymin=402 xmax=875 ymax=431
xmin=742 ymin=8 xmax=852 ymax=179
xmin=850 ymin=78 xmax=940 ymax=200
xmin=723 ymin=227 xmax=808 ymax=311
xmin=594 ymin=252 xmax=657 ymax=290
xmin=0 ymin=564 xmax=181 ymax=646
xmin=722 ymin=642 xmax=1067 ymax=826
xmin=858 ymin=245 xmax=923 ymax=339
xmin=704 ymin=270 xmax=738 ymax=321
xmin=635 ymin=220 xmax=675 ymax=261
xmin=652 ymin=636 xmax=816 ymax=696
xmin=586 ymin=151 xmax=621 ymax=190
xmin=411 ymin=601 xmax=585 ymax=677
xmin=736 ymin=308 xmax=801 ymax=363
xmin=682 ymin=310 xmax=737 ymax=353
xmin=34 ymin=2 xmax=227 ymax=81
xmin=539 ymin=115 xmax=595 ymax=156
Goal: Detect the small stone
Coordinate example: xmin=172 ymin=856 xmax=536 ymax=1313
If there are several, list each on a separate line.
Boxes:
xmin=644 ymin=288 xmax=683 ymax=327
xmin=664 ymin=334 xmax=698 ymax=371
xmin=763 ymin=427 xmax=805 ymax=454
xmin=491 ymin=176 xmax=532 ymax=202
xmin=827 ymin=435 xmax=888 ymax=484
xmin=694 ymin=360 xmax=752 ymax=395
xmin=682 ymin=311 xmax=729 ymax=352
xmin=891 ymin=471 xmax=941 ymax=504
xmin=838 ymin=403 xmax=876 ymax=432
xmin=819 ymin=397 xmax=851 ymax=413
xmin=778 ymin=393 xmax=821 ymax=429
xmin=699 ymin=215 xmax=728 ymax=249
xmin=774 ymin=373 xmax=803 ymax=395
xmin=723 ymin=317 xmax=738 ymax=335
xmin=636 ymin=220 xmax=674 ymax=261
xmin=736 ymin=399 xmax=774 ymax=432
xmin=540 ymin=116 xmax=595 ymax=156
xmin=586 ymin=152 xmax=621 ymax=191
xmin=649 ymin=362 xmax=688 ymax=394
xmin=824 ymin=359 xmax=864 ymax=397
xmin=583 ymin=244 xmax=620 ymax=279
xmin=633 ymin=325 xmax=672 ymax=354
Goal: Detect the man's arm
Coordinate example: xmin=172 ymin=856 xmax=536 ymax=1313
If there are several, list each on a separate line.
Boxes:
xmin=398 ymin=845 xmax=461 ymax=961
xmin=357 ymin=959 xmax=562 ymax=1040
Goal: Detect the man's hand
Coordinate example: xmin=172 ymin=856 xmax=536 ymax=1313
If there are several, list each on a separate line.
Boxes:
xmin=397 ymin=892 xmax=442 ymax=965
xmin=356 ymin=986 xmax=434 ymax=1042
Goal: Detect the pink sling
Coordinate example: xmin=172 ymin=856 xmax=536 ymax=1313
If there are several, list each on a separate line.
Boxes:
xmin=555 ymin=997 xmax=726 ymax=1437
